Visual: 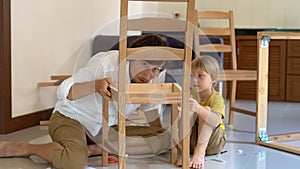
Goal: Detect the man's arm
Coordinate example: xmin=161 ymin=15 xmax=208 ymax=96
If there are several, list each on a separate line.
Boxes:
xmin=67 ymin=78 xmax=112 ymax=101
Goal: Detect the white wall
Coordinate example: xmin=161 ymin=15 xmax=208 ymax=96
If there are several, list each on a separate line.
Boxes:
xmin=11 ymin=0 xmax=122 ymax=117
xmin=157 ymin=0 xmax=300 ymax=29
xmin=10 ymin=0 xmax=158 ymax=118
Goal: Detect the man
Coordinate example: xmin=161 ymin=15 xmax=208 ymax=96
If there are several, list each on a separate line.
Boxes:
xmin=0 ymin=34 xmax=170 ymax=169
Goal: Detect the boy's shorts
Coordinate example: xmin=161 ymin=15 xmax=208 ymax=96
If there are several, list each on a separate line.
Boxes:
xmin=190 ymin=123 xmax=226 ymax=155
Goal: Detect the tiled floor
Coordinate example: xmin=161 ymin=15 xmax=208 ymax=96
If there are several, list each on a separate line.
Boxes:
xmin=1 ymin=100 xmax=300 ymax=169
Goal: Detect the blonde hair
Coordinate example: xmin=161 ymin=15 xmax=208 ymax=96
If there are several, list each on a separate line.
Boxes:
xmin=191 ymin=55 xmax=220 ymax=86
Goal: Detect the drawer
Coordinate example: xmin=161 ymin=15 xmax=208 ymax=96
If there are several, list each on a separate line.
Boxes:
xmin=287 ymin=40 xmax=300 ymax=57
xmin=286 ymin=75 xmax=300 ymax=101
xmin=287 ymin=58 xmax=300 ymax=74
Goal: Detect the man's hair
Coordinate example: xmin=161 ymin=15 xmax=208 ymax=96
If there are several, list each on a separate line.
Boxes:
xmin=192 ymin=55 xmax=220 ymax=86
xmin=129 ymin=34 xmax=169 ymax=71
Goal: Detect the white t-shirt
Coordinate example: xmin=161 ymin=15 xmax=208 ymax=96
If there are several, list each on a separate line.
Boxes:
xmin=53 ymin=50 xmax=166 ymax=136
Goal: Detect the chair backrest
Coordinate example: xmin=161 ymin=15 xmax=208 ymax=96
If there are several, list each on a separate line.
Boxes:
xmin=194 ymin=10 xmax=237 ymax=70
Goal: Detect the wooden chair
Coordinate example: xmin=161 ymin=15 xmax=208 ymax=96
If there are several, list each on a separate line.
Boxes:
xmin=103 ymin=1 xmax=195 ymax=169
xmin=193 ymin=10 xmax=257 ymax=125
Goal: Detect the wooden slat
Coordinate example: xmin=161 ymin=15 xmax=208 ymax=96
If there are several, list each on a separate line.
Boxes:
xmin=119 ymin=1 xmax=128 ymax=168
xmin=231 ymin=107 xmax=256 ymax=117
xmin=199 ymin=44 xmax=232 ymax=53
xmin=258 ymin=32 xmax=300 ymax=40
xmin=197 ymin=11 xmax=230 ymax=19
xmin=128 ymin=83 xmax=181 ymax=92
xmin=38 ymin=75 xmax=71 ymax=87
xmin=171 ymin=103 xmax=179 ymax=164
xmin=259 ymin=141 xmax=300 ymax=155
xmin=129 ymin=0 xmax=187 ymax=2
xmin=128 ymin=18 xmax=186 ymax=32
xmin=102 ymin=99 xmax=109 ymax=166
xmin=37 ymin=82 xmax=58 ymax=87
xmin=256 ymin=35 xmax=269 ymax=141
xmin=50 ymin=75 xmax=71 ymax=80
xmin=199 ymin=27 xmax=231 ymax=36
xmin=219 ymin=70 xmax=257 ymax=81
xmin=127 ymin=47 xmax=184 ymax=60
xmin=110 ymin=83 xmax=182 ymax=104
xmin=269 ymin=132 xmax=300 ymax=142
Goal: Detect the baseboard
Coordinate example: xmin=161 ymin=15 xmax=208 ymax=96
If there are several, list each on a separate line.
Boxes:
xmin=1 ymin=108 xmax=53 ymax=134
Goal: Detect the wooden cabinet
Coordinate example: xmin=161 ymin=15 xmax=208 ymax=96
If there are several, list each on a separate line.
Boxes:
xmin=223 ymin=36 xmax=287 ymax=101
xmin=286 ymin=40 xmax=300 ymax=101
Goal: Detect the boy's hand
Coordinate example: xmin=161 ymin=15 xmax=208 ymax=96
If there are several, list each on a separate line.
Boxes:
xmin=189 ymin=98 xmax=200 ymax=113
xmin=96 ymin=78 xmax=112 ymax=100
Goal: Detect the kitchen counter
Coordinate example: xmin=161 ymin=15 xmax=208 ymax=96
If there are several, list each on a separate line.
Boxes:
xmin=235 ymin=28 xmax=300 ymax=35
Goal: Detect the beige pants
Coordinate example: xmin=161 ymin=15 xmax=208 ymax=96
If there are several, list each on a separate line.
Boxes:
xmin=48 ymin=112 xmax=171 ymax=169
xmin=48 ymin=112 xmax=88 ymax=169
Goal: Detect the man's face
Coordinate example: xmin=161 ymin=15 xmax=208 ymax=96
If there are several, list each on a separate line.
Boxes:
xmin=130 ymin=60 xmax=163 ymax=83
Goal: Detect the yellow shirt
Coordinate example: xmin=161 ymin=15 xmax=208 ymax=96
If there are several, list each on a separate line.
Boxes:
xmin=191 ymin=89 xmax=225 ymax=134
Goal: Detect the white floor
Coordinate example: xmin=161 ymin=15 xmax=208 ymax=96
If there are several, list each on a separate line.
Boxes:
xmin=1 ymin=100 xmax=300 ymax=169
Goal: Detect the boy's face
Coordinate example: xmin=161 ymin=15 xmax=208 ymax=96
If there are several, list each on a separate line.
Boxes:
xmin=191 ymin=67 xmax=213 ymax=92
xmin=130 ymin=60 xmax=163 ymax=83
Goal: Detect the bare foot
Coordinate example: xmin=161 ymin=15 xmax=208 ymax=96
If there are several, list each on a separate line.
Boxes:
xmin=0 ymin=141 xmax=30 ymax=157
xmin=176 ymin=159 xmax=182 ymax=167
xmin=189 ymin=145 xmax=205 ymax=169
xmin=87 ymin=144 xmax=102 ymax=156
xmin=189 ymin=156 xmax=204 ymax=169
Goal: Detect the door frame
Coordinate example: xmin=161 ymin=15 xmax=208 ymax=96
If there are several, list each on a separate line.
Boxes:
xmin=0 ymin=0 xmax=51 ymax=134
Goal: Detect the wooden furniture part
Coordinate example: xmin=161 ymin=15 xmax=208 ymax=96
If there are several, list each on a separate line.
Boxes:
xmin=37 ymin=75 xmax=71 ymax=87
xmin=257 ymin=31 xmax=300 ymax=155
xmin=105 ymin=0 xmax=195 ymax=169
xmin=234 ymin=37 xmax=286 ymax=101
xmin=193 ymin=10 xmax=257 ymax=125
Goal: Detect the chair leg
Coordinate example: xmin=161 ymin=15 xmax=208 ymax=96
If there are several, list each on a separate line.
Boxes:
xmin=228 ymin=80 xmax=237 ymax=125
xmin=171 ymin=104 xmax=179 ymax=164
xmin=102 ymin=99 xmax=109 ymax=166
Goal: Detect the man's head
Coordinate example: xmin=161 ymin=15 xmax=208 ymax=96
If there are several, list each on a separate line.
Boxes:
xmin=129 ymin=34 xmax=169 ymax=83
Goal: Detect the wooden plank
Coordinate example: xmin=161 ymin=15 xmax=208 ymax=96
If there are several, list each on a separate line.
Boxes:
xmin=256 ymin=36 xmax=269 ymax=141
xmin=199 ymin=28 xmax=231 ymax=36
xmin=50 ymin=75 xmax=71 ymax=80
xmin=102 ymin=99 xmax=109 ymax=166
xmin=258 ymin=32 xmax=300 ymax=40
xmin=127 ymin=83 xmax=178 ymax=92
xmin=198 ymin=44 xmax=232 ymax=53
xmin=231 ymin=107 xmax=256 ymax=117
xmin=37 ymin=82 xmax=58 ymax=87
xmin=110 ymin=84 xmax=182 ymax=104
xmin=269 ymin=132 xmax=300 ymax=142
xmin=129 ymin=0 xmax=187 ymax=2
xmin=127 ymin=47 xmax=184 ymax=60
xmin=182 ymin=1 xmax=195 ymax=168
xmin=128 ymin=18 xmax=186 ymax=32
xmin=119 ymin=1 xmax=128 ymax=168
xmin=259 ymin=141 xmax=300 ymax=155
xmin=171 ymin=104 xmax=179 ymax=164
xmin=219 ymin=70 xmax=257 ymax=81
xmin=197 ymin=11 xmax=230 ymax=19
xmin=38 ymin=75 xmax=71 ymax=87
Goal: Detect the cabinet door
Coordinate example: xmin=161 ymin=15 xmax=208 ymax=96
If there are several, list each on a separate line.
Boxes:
xmin=286 ymin=40 xmax=300 ymax=101
xmin=286 ymin=75 xmax=300 ymax=101
xmin=235 ymin=37 xmax=286 ymax=101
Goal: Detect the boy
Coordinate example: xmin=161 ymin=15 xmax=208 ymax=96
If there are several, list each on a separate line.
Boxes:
xmin=177 ymin=55 xmax=226 ymax=169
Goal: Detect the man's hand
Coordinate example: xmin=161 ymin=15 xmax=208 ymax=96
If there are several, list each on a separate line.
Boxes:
xmin=96 ymin=78 xmax=112 ymax=100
